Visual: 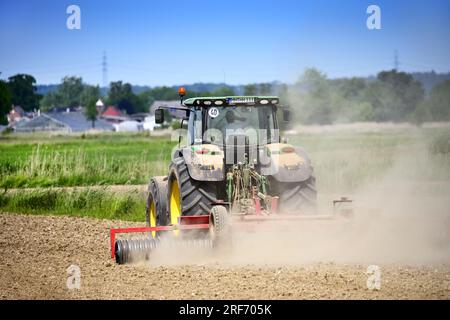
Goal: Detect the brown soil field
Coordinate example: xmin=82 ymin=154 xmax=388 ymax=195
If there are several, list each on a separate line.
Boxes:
xmin=1 ymin=213 xmax=449 ymax=300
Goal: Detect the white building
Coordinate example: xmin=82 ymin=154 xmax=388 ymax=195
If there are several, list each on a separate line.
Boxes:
xmin=143 ymin=115 xmax=160 ymax=131
xmin=113 ymin=120 xmax=143 ymax=132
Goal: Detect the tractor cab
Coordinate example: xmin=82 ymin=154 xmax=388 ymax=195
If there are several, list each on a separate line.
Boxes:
xmin=183 ymin=96 xmax=283 ymax=148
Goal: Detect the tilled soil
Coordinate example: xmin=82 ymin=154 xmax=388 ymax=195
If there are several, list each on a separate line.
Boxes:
xmin=0 ymin=213 xmax=449 ymax=300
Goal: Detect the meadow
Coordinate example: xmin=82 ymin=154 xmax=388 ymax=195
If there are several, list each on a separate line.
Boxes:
xmin=0 ymin=125 xmax=449 ymax=221
xmin=0 ymin=132 xmax=174 ymax=188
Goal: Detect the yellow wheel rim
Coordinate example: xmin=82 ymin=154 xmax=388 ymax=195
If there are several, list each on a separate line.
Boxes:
xmin=149 ymin=200 xmax=156 ymax=238
xmin=170 ymin=178 xmax=181 ymax=236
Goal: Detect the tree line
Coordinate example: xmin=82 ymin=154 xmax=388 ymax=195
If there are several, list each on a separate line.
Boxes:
xmin=1 ymin=69 xmax=449 ymax=126
xmin=283 ymin=68 xmax=450 ymax=124
xmin=0 ymin=74 xmax=239 ymax=125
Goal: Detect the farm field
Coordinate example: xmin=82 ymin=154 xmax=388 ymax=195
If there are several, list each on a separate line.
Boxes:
xmin=1 ymin=125 xmax=449 ymax=220
xmin=1 ymin=124 xmax=450 ymax=300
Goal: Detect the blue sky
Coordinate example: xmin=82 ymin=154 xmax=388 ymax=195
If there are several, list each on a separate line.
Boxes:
xmin=0 ymin=0 xmax=449 ymax=86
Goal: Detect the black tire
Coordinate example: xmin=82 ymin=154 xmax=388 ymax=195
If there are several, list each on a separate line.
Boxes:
xmin=167 ymin=157 xmax=218 ymax=217
xmin=278 ymin=175 xmax=317 ymax=214
xmin=210 ymin=205 xmax=230 ymax=238
xmin=210 ymin=205 xmax=232 ymax=250
xmin=145 ymin=176 xmax=169 ymax=233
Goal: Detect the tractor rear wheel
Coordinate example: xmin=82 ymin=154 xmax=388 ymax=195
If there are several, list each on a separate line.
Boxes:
xmin=167 ymin=157 xmax=218 ymax=221
xmin=145 ymin=176 xmax=168 ymax=237
xmin=278 ymin=176 xmax=317 ymax=214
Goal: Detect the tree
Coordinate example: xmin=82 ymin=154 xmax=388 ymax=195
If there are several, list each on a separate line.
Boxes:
xmin=7 ymin=74 xmax=42 ymax=111
xmin=40 ymin=77 xmax=101 ymax=110
xmin=59 ymin=76 xmax=84 ymax=107
xmin=80 ymin=85 xmax=100 ymax=108
xmin=423 ymin=80 xmax=450 ymax=121
xmin=293 ymin=68 xmax=334 ymax=124
xmin=244 ymin=84 xmax=257 ymax=96
xmin=410 ymin=101 xmax=431 ymax=125
xmin=145 ymin=86 xmax=179 ymax=101
xmin=335 ymin=77 xmax=367 ymax=99
xmin=277 ymin=83 xmax=289 ymax=104
xmin=40 ymin=91 xmax=62 ymax=110
xmin=108 ymin=81 xmax=129 ymax=104
xmin=108 ymin=81 xmax=142 ymax=114
xmin=212 ymin=86 xmax=235 ymax=96
xmin=0 ymin=79 xmax=12 ymax=125
xmin=259 ymin=83 xmax=272 ymax=95
xmin=84 ymin=98 xmax=98 ymax=129
xmin=331 ymin=77 xmax=374 ymax=122
xmin=138 ymin=91 xmax=155 ymax=113
xmin=367 ymin=70 xmax=424 ymax=121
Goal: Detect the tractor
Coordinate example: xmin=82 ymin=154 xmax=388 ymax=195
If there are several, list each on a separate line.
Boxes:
xmin=150 ymin=89 xmax=316 ymax=224
xmin=110 ymin=88 xmax=351 ymax=264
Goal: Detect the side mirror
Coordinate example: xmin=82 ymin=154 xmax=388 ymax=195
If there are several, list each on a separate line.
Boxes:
xmin=183 ymin=109 xmax=190 ymax=121
xmin=283 ymin=108 xmax=292 ymax=122
xmin=155 ymin=108 xmax=164 ymax=124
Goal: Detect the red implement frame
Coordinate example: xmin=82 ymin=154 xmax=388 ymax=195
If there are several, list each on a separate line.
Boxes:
xmin=110 ymin=197 xmax=350 ymax=260
xmin=110 ymin=215 xmax=210 ymax=259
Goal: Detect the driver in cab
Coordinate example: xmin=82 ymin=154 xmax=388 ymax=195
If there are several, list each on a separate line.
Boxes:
xmin=224 ymin=110 xmax=249 ymax=131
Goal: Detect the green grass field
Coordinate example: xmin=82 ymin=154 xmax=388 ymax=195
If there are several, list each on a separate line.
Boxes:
xmin=0 ymin=187 xmax=146 ymax=221
xmin=0 ymin=132 xmax=175 ymax=188
xmin=1 ymin=126 xmax=449 ymax=221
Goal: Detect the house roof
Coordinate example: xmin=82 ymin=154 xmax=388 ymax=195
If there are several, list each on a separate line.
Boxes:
xmin=14 ymin=112 xmax=114 ymax=132
xmin=102 ymin=106 xmax=123 ymax=117
xmin=14 ymin=114 xmax=68 ymax=132
xmin=48 ymin=112 xmax=114 ymax=132
xmin=11 ymin=106 xmax=25 ymax=115
xmin=8 ymin=106 xmax=25 ymax=123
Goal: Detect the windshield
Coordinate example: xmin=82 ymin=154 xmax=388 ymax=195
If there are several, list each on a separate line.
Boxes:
xmin=200 ymin=105 xmax=278 ymax=146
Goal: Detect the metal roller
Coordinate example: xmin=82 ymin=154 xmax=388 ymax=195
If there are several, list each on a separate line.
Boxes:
xmin=114 ymin=237 xmax=213 ymax=264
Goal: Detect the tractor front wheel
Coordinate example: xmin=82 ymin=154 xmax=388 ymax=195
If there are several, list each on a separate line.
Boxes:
xmin=167 ymin=157 xmax=218 ymax=219
xmin=145 ymin=176 xmax=168 ymax=237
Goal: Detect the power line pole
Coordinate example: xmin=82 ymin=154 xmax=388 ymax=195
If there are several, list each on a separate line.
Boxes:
xmin=394 ymin=50 xmax=399 ymax=71
xmin=102 ymin=51 xmax=108 ymax=88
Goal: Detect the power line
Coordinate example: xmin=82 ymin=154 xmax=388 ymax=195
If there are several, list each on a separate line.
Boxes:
xmin=102 ymin=51 xmax=108 ymax=87
xmin=394 ymin=50 xmax=399 ymax=71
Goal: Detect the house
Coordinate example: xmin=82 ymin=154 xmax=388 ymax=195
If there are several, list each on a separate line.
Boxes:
xmin=14 ymin=111 xmax=114 ymax=133
xmin=130 ymin=113 xmax=149 ymax=122
xmin=113 ymin=120 xmax=143 ymax=132
xmin=100 ymin=106 xmax=129 ymax=124
xmin=7 ymin=106 xmax=25 ymax=125
xmin=143 ymin=115 xmax=158 ymax=131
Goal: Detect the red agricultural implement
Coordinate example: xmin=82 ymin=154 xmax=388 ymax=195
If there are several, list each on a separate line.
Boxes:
xmin=110 ymin=198 xmax=353 ymax=264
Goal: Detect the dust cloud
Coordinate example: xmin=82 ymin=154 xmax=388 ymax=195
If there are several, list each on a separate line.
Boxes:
xmin=141 ymin=131 xmax=450 ymax=267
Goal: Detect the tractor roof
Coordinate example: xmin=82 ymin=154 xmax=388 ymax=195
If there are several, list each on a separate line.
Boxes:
xmin=183 ymin=96 xmax=279 ymax=107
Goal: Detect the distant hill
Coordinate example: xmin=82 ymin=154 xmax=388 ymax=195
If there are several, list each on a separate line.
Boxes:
xmin=131 ymin=83 xmax=244 ymax=95
xmin=36 ymin=71 xmax=450 ymax=96
xmin=36 ymin=84 xmax=59 ymax=95
xmin=37 ymin=82 xmax=248 ymax=96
